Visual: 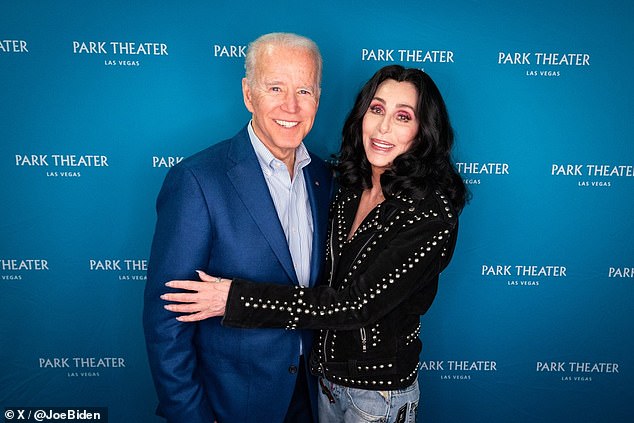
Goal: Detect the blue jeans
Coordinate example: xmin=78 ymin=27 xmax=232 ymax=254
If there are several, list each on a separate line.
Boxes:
xmin=318 ymin=377 xmax=419 ymax=423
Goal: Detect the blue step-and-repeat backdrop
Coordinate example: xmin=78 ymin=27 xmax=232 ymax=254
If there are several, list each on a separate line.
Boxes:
xmin=1 ymin=1 xmax=633 ymax=422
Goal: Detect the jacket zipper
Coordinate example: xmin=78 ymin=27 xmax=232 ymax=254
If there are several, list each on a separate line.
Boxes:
xmin=322 ymin=215 xmax=337 ymax=365
xmin=349 ymin=209 xmax=398 ymax=355
xmin=360 ymin=328 xmax=367 ymax=352
xmin=351 ymin=234 xmax=376 ymax=356
xmin=327 ymin=214 xmax=337 ymax=288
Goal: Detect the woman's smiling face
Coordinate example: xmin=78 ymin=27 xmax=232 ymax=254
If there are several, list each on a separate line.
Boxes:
xmin=362 ymin=79 xmax=419 ymax=175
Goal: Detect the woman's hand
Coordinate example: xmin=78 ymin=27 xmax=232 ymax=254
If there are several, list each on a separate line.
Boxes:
xmin=161 ymin=270 xmax=231 ymax=322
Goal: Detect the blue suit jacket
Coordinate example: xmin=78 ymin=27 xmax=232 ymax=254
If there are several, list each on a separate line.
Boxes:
xmin=143 ymin=126 xmax=333 ymax=423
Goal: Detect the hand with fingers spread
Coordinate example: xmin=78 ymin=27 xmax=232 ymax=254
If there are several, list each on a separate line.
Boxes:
xmin=161 ymin=270 xmax=231 ymax=322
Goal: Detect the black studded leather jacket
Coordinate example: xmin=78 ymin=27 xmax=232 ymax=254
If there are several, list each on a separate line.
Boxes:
xmin=223 ymin=187 xmax=459 ymax=390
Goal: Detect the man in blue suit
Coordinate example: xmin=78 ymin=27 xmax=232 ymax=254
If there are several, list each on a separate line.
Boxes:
xmin=143 ymin=33 xmax=333 ymax=423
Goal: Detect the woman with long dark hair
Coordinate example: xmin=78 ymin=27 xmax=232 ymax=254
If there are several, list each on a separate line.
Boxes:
xmin=163 ymin=65 xmax=467 ymax=422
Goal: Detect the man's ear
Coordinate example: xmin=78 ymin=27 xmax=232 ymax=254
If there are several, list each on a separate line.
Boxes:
xmin=242 ymin=78 xmax=254 ymax=113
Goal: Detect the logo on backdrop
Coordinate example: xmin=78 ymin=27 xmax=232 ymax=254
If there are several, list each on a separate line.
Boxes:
xmin=1 ymin=258 xmax=49 ymax=281
xmin=0 ymin=39 xmax=29 ymax=53
xmin=72 ymin=40 xmax=168 ymax=67
xmin=551 ymin=163 xmax=633 ymax=188
xmin=89 ymin=258 xmax=147 ymax=281
xmin=536 ymin=360 xmax=620 ymax=383
xmin=39 ymin=356 xmax=126 ymax=378
xmin=608 ymin=267 xmax=634 ymax=279
xmin=481 ymin=264 xmax=568 ymax=287
xmin=152 ymin=156 xmax=184 ymax=168
xmin=420 ymin=359 xmax=498 ymax=381
xmin=14 ymin=154 xmax=109 ymax=178
xmin=212 ymin=44 xmax=247 ymax=58
xmin=497 ymin=51 xmax=591 ymax=77
xmin=361 ymin=48 xmax=455 ymax=67
xmin=456 ymin=161 xmax=510 ymax=185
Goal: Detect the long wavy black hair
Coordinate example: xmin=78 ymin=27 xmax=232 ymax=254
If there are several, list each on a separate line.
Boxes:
xmin=336 ymin=65 xmax=468 ymax=213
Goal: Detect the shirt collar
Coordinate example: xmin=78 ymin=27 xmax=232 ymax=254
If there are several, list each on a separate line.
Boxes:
xmin=247 ymin=120 xmax=311 ymax=175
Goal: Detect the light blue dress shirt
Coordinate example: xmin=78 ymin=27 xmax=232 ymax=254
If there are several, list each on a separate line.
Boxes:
xmin=247 ymin=122 xmax=314 ymax=289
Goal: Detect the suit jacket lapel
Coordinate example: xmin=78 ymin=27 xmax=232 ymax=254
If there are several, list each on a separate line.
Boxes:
xmin=226 ymin=128 xmax=298 ymax=285
xmin=303 ymin=158 xmax=331 ymax=287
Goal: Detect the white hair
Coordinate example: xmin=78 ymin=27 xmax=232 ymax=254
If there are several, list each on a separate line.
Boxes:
xmin=244 ymin=32 xmax=322 ymax=91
